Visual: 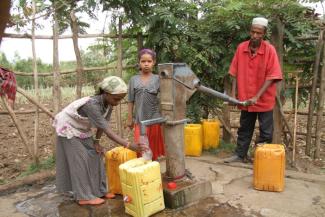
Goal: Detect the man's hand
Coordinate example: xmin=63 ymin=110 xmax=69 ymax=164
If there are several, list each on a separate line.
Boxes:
xmin=246 ymin=96 xmax=258 ymax=105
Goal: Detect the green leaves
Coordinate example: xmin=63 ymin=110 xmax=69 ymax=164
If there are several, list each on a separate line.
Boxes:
xmin=9 ymin=0 xmax=320 ymax=119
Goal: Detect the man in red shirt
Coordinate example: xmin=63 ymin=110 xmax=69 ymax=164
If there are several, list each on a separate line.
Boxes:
xmin=224 ymin=17 xmax=283 ymax=163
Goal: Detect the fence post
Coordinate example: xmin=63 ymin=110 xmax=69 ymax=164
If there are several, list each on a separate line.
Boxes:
xmin=31 ymin=0 xmax=40 ymax=165
xmin=52 ymin=3 xmax=61 ymax=114
xmin=116 ymin=17 xmax=123 ymax=137
xmin=306 ymin=30 xmax=324 ymax=157
xmin=315 ymin=42 xmax=325 ymax=159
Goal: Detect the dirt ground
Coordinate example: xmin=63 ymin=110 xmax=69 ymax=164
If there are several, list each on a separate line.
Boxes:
xmin=0 ymin=101 xmax=324 ymax=187
xmin=0 ymin=100 xmax=136 ymax=185
xmin=0 ymin=102 xmax=54 ymax=183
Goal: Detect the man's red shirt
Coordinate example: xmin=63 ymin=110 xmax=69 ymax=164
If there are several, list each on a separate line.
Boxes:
xmin=229 ymin=40 xmax=282 ymax=112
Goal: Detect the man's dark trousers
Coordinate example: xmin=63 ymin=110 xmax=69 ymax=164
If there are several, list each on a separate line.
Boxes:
xmin=235 ymin=110 xmax=273 ymax=158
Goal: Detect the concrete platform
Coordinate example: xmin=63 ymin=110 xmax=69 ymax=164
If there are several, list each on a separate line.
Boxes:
xmin=1 ymin=153 xmax=325 ymax=217
xmin=163 ymin=178 xmax=212 ymax=209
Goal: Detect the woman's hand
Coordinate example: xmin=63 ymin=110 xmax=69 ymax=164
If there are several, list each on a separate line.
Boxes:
xmin=128 ymin=142 xmax=149 ymax=153
xmin=127 ymin=118 xmax=134 ymax=130
xmin=94 ymin=143 xmax=104 ymax=155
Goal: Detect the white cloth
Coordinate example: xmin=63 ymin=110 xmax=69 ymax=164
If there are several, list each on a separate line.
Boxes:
xmin=96 ymin=76 xmax=127 ymax=95
xmin=252 ymin=17 xmax=268 ymax=27
xmin=53 ymin=96 xmax=109 ymax=139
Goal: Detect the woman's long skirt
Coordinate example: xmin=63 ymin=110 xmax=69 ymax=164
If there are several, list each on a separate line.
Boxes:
xmin=56 ymin=136 xmax=107 ymax=200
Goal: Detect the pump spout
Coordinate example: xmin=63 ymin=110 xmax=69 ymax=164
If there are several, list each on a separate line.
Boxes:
xmin=140 ymin=117 xmax=167 ymax=135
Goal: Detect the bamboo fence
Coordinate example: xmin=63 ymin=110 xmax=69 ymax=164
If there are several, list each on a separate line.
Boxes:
xmin=1 ymin=7 xmax=324 ymax=162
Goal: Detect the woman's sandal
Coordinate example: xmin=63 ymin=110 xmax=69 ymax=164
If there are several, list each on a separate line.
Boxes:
xmin=105 ymin=193 xmax=116 ymax=199
xmin=78 ymin=197 xmax=105 ymax=205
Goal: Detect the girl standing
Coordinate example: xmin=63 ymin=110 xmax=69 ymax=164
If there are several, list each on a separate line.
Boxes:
xmin=127 ymin=49 xmax=165 ymax=160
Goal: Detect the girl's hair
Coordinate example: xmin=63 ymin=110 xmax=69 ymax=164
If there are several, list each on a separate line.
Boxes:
xmin=138 ymin=48 xmax=156 ymax=60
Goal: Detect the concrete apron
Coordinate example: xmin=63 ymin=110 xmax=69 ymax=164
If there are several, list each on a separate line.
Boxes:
xmin=1 ymin=155 xmax=325 ymax=217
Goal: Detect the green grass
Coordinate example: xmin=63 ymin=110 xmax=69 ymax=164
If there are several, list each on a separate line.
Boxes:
xmin=19 ymin=155 xmax=55 ymax=178
xmin=207 ymin=140 xmax=236 ymax=155
xmin=16 ymin=86 xmax=95 ymax=104
xmin=0 ymin=179 xmax=6 ymax=185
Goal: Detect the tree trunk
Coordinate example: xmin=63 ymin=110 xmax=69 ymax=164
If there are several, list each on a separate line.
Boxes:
xmin=31 ymin=0 xmax=39 ymax=165
xmin=137 ymin=33 xmax=143 ymax=53
xmin=271 ymin=17 xmax=284 ymax=144
xmin=306 ymin=30 xmax=324 ymax=157
xmin=222 ymin=77 xmax=232 ymax=143
xmin=52 ymin=3 xmax=61 ymax=114
xmin=315 ymin=43 xmax=325 ymax=159
xmin=0 ymin=0 xmax=10 ymax=45
xmin=115 ymin=18 xmax=123 ymax=136
xmin=70 ymin=10 xmax=83 ymax=99
xmin=52 ymin=1 xmax=61 ymax=157
xmin=277 ymin=96 xmax=294 ymax=140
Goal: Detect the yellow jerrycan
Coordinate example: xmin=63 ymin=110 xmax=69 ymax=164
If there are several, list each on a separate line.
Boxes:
xmin=253 ymin=144 xmax=285 ymax=192
xmin=105 ymin=146 xmax=137 ymax=195
xmin=184 ymin=124 xmax=203 ymax=156
xmin=119 ymin=158 xmax=165 ymax=217
xmin=202 ymin=119 xmax=220 ymax=150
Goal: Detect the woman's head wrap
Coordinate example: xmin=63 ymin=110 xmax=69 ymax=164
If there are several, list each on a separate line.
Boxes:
xmin=96 ymin=76 xmax=127 ymax=95
xmin=138 ymin=48 xmax=156 ymax=60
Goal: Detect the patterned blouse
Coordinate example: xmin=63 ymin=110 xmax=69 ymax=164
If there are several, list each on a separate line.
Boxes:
xmin=128 ymin=73 xmax=161 ymax=123
xmin=53 ymin=95 xmax=112 ymax=139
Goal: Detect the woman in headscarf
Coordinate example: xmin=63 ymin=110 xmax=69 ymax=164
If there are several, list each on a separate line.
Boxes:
xmin=53 ymin=76 xmax=144 ymax=205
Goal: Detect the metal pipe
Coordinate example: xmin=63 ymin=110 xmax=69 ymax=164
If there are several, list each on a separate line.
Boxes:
xmin=170 ymin=76 xmax=248 ymax=106
xmin=195 ymin=84 xmax=249 ymax=106
xmin=165 ymin=118 xmax=190 ymax=126
xmin=140 ymin=117 xmax=167 ymax=135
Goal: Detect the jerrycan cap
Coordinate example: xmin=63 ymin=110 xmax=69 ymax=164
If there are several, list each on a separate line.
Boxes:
xmin=123 ymin=195 xmax=132 ymax=203
xmin=167 ymin=182 xmax=177 ymax=190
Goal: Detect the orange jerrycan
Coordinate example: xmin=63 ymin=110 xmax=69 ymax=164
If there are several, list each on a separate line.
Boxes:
xmin=119 ymin=158 xmax=165 ymax=217
xmin=105 ymin=147 xmax=137 ymax=195
xmin=202 ymin=119 xmax=220 ymax=150
xmin=184 ymin=124 xmax=203 ymax=156
xmin=253 ymin=144 xmax=285 ymax=192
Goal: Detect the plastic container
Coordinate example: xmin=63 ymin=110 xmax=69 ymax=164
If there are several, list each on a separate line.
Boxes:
xmin=184 ymin=124 xmax=203 ymax=157
xmin=140 ymin=135 xmax=153 ymax=160
xmin=119 ymin=158 xmax=165 ymax=217
xmin=253 ymin=144 xmax=285 ymax=192
xmin=105 ymin=147 xmax=137 ymax=195
xmin=202 ymin=119 xmax=220 ymax=150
